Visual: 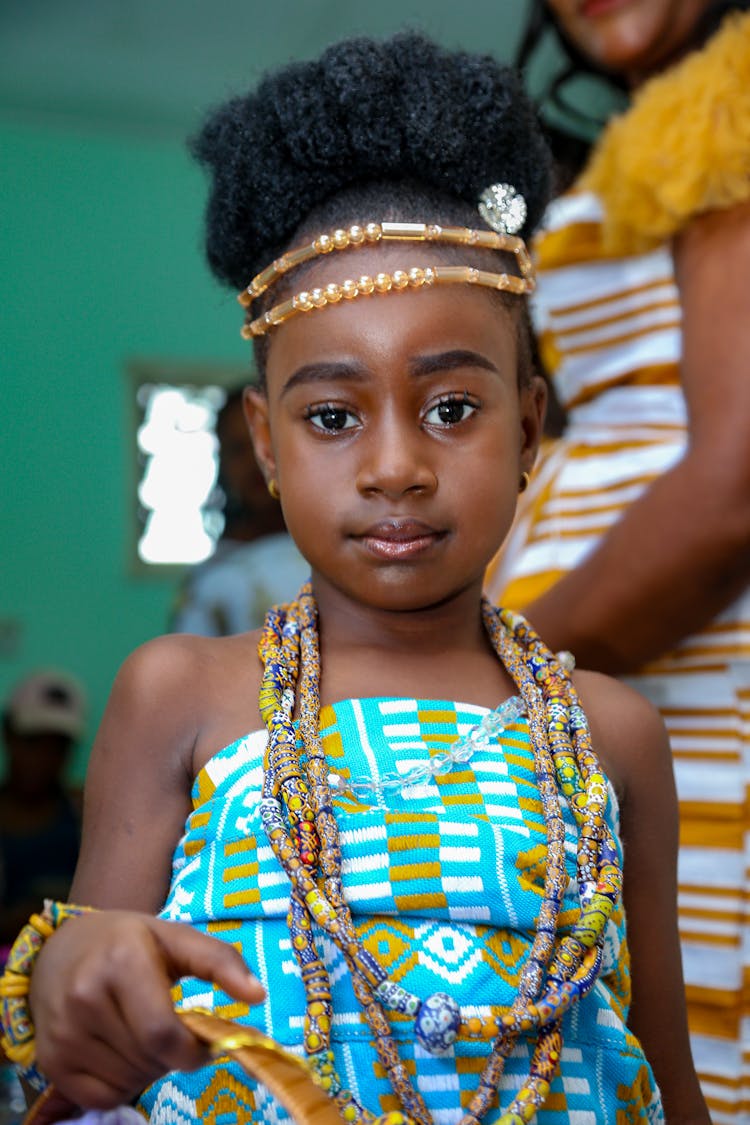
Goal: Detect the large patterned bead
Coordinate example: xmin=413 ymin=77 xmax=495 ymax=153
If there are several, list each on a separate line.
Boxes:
xmin=413 ymin=991 xmax=461 ymax=1054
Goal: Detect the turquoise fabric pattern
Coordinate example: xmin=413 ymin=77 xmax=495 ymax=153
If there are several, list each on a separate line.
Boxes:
xmin=138 ymin=698 xmax=663 ymax=1124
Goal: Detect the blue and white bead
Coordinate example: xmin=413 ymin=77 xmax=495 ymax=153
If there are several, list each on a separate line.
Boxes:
xmin=414 ymin=992 xmax=462 ymax=1054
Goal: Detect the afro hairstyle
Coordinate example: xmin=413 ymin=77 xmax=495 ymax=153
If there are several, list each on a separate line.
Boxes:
xmin=192 ymin=31 xmax=552 ymax=292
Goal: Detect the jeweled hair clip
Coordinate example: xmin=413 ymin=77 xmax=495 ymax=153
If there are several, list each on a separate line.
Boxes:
xmin=477 ymin=183 xmax=527 ymax=235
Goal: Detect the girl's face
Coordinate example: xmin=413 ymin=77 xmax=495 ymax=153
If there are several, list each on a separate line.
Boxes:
xmin=245 ymin=249 xmax=545 ymax=617
xmin=547 ymin=0 xmax=712 ymax=83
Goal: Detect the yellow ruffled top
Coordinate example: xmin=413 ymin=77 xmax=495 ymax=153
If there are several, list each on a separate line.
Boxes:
xmin=579 ymin=9 xmax=750 ymax=255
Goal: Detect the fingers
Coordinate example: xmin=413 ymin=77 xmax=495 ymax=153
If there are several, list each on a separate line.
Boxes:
xmin=111 ymin=926 xmax=213 ymax=1076
xmin=35 ymin=923 xmax=203 ymax=1107
xmin=152 ymin=917 xmax=266 ymax=1006
xmin=30 ymin=911 xmax=266 ymax=1110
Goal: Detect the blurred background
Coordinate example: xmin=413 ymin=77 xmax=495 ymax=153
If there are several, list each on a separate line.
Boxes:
xmin=0 ymin=0 xmax=598 ymax=782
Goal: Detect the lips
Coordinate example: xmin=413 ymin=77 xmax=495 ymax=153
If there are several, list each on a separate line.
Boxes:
xmin=354 ymin=518 xmax=446 ymax=561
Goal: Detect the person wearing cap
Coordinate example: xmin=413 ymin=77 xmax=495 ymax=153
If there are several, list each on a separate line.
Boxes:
xmin=0 ymin=670 xmax=86 ymax=949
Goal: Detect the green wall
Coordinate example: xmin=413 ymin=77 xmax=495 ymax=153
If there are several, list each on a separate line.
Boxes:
xmin=0 ymin=4 xmax=603 ymax=783
xmin=0 ymin=119 xmax=251 ymax=780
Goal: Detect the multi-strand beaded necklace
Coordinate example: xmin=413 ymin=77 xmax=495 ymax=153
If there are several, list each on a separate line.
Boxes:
xmin=257 ymin=584 xmax=620 ymax=1125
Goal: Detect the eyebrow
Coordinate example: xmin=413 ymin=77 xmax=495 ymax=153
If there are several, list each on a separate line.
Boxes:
xmin=281 ymin=361 xmax=369 ymax=397
xmin=281 ymin=349 xmax=499 ymax=397
xmin=408 ymin=349 xmax=499 ymax=377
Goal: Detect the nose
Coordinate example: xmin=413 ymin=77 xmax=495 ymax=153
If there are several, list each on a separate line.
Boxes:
xmin=355 ymin=412 xmax=437 ymax=499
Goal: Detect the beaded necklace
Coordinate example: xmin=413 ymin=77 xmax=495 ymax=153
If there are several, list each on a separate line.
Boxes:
xmin=257 ymin=584 xmax=620 ymax=1125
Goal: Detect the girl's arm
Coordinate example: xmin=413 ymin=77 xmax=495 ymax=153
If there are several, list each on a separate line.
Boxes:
xmin=27 ymin=636 xmax=263 ymax=1109
xmin=70 ymin=635 xmax=198 ymax=910
xmin=576 ymin=671 xmax=709 ymax=1124
xmin=522 ymin=200 xmax=750 ymax=674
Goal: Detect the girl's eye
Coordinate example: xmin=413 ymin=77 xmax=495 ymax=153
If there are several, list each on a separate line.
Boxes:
xmin=424 ymin=395 xmax=478 ymax=427
xmin=306 ymin=405 xmax=358 ymax=432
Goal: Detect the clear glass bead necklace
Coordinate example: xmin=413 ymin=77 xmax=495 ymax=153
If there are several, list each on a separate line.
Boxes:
xmin=326 ymin=695 xmax=526 ymax=797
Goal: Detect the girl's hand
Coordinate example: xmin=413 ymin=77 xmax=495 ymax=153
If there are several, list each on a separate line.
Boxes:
xmin=29 ymin=910 xmax=265 ymax=1109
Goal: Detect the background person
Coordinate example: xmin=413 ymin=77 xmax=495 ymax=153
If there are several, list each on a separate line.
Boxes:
xmin=486 ymin=1 xmax=750 ymax=1115
xmin=0 ymin=670 xmax=86 ymax=950
xmin=170 ymin=387 xmax=308 ymax=635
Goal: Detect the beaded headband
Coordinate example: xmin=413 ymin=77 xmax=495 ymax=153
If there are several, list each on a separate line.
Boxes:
xmin=237 ymin=190 xmax=535 ymax=340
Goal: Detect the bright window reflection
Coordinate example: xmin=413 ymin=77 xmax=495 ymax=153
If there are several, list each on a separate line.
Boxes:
xmin=136 ymin=383 xmax=227 ymax=565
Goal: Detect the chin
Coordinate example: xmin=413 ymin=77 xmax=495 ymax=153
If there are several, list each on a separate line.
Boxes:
xmin=364 ymin=589 xmax=447 ymax=614
xmin=330 ymin=573 xmax=450 ymax=615
xmin=572 ymin=7 xmax=665 ymax=77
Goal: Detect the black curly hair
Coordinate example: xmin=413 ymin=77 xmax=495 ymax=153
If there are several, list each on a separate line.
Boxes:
xmin=191 ymin=32 xmax=552 ymax=383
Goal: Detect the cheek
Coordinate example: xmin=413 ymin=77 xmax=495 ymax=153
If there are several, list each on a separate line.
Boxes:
xmin=275 ymin=425 xmax=328 ymax=485
xmin=476 ymin=470 xmax=521 ymax=523
xmin=273 ymin=433 xmax=340 ymax=531
xmin=447 ymin=439 xmax=522 ymax=536
xmin=275 ymin=491 xmax=316 ymax=566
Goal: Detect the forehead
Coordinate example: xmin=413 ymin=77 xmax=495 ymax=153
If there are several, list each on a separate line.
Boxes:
xmin=264 ymin=244 xmax=519 ymax=388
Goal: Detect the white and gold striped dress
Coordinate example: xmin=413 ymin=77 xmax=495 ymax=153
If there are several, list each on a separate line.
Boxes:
xmin=485 ymin=186 xmax=750 ymax=1122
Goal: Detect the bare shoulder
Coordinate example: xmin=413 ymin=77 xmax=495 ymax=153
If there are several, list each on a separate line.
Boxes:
xmin=111 ymin=629 xmax=262 ymax=714
xmin=116 ymin=628 xmax=264 ymax=692
xmin=676 ymin=196 xmax=750 ymax=260
xmin=72 ymin=628 xmax=265 ymax=909
xmin=570 ymin=668 xmax=671 ymax=798
xmin=106 ymin=628 xmax=266 ymax=770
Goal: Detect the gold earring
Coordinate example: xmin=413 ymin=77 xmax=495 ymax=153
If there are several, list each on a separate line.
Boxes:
xmin=267 ymin=479 xmax=280 ymax=500
xmin=519 ymin=471 xmax=530 ymax=494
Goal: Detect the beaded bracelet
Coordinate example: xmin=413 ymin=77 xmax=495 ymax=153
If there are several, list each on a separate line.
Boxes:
xmin=0 ymin=899 xmax=95 ymax=1089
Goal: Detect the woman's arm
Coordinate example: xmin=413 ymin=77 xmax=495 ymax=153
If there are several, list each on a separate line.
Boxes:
xmin=577 ymin=671 xmax=709 ymax=1123
xmin=27 ymin=636 xmax=264 ymax=1108
xmin=522 ymin=200 xmax=750 ymax=673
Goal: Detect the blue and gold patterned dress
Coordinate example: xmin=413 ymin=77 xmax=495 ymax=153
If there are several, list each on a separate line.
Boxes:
xmin=138 ymin=698 xmax=662 ymax=1124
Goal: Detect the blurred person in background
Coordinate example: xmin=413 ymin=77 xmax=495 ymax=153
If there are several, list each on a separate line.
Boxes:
xmin=486 ymin=1 xmax=750 ymax=1118
xmin=0 ymin=670 xmax=86 ymax=950
xmin=170 ymin=386 xmax=308 ymax=635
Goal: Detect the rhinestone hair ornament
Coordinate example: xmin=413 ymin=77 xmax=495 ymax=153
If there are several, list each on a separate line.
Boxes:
xmin=236 ymin=193 xmax=534 ymax=340
xmin=478 ymin=183 xmax=527 ymax=235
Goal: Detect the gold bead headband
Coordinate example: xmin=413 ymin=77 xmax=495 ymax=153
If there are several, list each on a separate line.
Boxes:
xmin=238 ymin=221 xmax=532 ymax=305
xmin=240 ymin=264 xmax=533 ymax=339
xmin=237 ymin=218 xmax=535 ymax=340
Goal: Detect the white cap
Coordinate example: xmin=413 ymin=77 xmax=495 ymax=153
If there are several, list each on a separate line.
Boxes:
xmin=5 ymin=669 xmax=87 ymax=741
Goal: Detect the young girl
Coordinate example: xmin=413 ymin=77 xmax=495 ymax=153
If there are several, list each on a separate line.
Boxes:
xmin=2 ymin=32 xmax=708 ymax=1125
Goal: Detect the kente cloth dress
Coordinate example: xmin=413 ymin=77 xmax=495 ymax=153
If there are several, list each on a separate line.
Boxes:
xmin=137 ymin=697 xmax=662 ymax=1124
xmin=484 ymin=19 xmax=750 ymax=1117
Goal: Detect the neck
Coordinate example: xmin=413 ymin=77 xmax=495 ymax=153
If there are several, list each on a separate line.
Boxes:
xmin=311 ymin=575 xmax=489 ymax=659
xmin=308 ymin=575 xmax=516 ymax=708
